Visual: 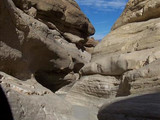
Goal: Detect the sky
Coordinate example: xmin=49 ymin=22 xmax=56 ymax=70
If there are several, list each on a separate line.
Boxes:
xmin=75 ymin=0 xmax=128 ymax=40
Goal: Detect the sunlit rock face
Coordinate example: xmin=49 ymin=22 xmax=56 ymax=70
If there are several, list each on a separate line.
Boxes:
xmin=112 ymin=0 xmax=160 ymax=30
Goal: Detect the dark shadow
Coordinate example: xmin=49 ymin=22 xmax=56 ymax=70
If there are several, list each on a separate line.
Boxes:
xmin=35 ymin=70 xmax=72 ymax=92
xmin=98 ymin=92 xmax=160 ymax=120
xmin=0 ymin=85 xmax=14 ymax=120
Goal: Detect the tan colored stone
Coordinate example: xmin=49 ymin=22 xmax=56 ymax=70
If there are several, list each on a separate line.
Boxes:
xmin=93 ymin=17 xmax=160 ymax=56
xmin=66 ymin=75 xmax=119 ymax=107
xmin=81 ymin=47 xmax=160 ymax=76
xmin=118 ymin=59 xmax=160 ymax=96
xmin=112 ymin=0 xmax=160 ymax=30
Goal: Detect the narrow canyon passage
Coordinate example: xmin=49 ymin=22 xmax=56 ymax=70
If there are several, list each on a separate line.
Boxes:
xmin=0 ymin=0 xmax=160 ymax=120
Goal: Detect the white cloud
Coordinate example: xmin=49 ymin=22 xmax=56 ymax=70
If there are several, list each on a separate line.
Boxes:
xmin=75 ymin=0 xmax=128 ymax=10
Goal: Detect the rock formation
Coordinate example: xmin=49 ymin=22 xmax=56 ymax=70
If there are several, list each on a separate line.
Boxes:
xmin=84 ymin=37 xmax=99 ymax=53
xmin=0 ymin=0 xmax=160 ymax=120
xmin=0 ymin=0 xmax=95 ymax=91
xmin=65 ymin=0 xmax=160 ymax=119
xmin=0 ymin=0 xmax=95 ymax=119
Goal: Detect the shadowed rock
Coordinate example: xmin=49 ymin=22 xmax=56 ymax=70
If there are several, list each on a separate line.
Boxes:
xmin=98 ymin=93 xmax=160 ymax=120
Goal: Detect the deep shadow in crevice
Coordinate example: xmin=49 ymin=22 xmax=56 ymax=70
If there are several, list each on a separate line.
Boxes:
xmin=34 ymin=70 xmax=72 ymax=92
xmin=0 ymin=85 xmax=14 ymax=120
xmin=98 ymin=92 xmax=160 ymax=120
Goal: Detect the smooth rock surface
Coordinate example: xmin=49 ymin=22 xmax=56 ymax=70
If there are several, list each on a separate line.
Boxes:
xmin=98 ymin=93 xmax=160 ymax=120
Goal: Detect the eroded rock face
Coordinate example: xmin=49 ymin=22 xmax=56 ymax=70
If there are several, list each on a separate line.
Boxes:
xmin=0 ymin=0 xmax=93 ymax=91
xmin=112 ymin=0 xmax=160 ymax=30
xmin=80 ymin=0 xmax=160 ymax=97
xmin=118 ymin=59 xmax=160 ymax=96
xmin=12 ymin=0 xmax=95 ymax=37
xmin=66 ymin=75 xmax=120 ymax=106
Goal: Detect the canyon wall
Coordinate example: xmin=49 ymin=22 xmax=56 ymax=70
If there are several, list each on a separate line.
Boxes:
xmin=65 ymin=0 xmax=160 ymax=120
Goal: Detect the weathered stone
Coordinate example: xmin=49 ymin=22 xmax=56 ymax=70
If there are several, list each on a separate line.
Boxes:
xmin=0 ymin=72 xmax=74 ymax=120
xmin=63 ymin=33 xmax=85 ymax=44
xmin=12 ymin=0 xmax=95 ymax=37
xmin=1 ymin=0 xmax=160 ymax=120
xmin=85 ymin=37 xmax=99 ymax=53
xmin=0 ymin=0 xmax=91 ymax=85
xmin=66 ymin=75 xmax=119 ymax=107
xmin=118 ymin=59 xmax=160 ymax=96
xmin=112 ymin=0 xmax=160 ymax=30
xmin=98 ymin=93 xmax=160 ymax=120
xmin=81 ymin=47 xmax=160 ymax=76
xmin=92 ymin=0 xmax=160 ymax=120
xmin=93 ymin=17 xmax=160 ymax=56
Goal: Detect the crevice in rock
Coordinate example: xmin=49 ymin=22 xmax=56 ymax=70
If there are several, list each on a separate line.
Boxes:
xmin=116 ymin=79 xmax=131 ymax=97
xmin=34 ymin=70 xmax=72 ymax=92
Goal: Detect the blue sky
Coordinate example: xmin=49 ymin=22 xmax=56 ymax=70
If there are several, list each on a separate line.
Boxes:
xmin=75 ymin=0 xmax=128 ymax=40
